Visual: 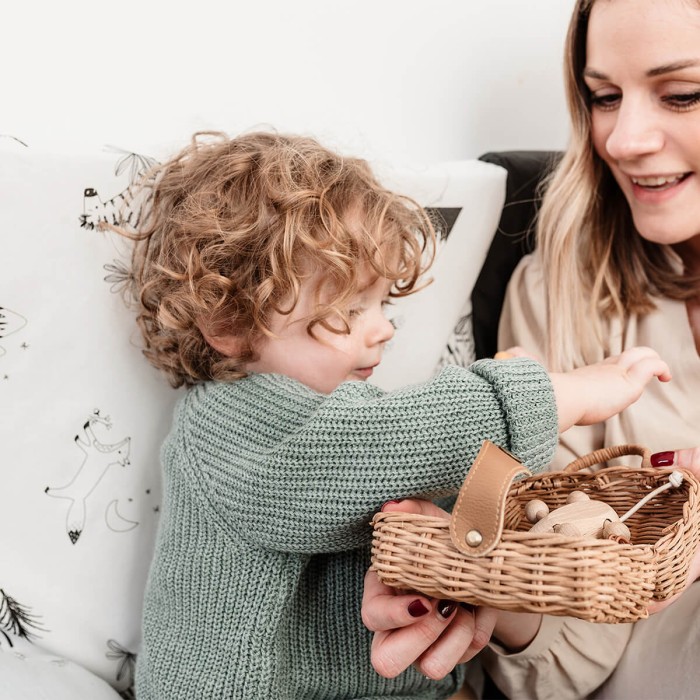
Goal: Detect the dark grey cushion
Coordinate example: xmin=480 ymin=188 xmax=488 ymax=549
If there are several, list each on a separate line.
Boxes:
xmin=472 ymin=151 xmax=561 ymax=359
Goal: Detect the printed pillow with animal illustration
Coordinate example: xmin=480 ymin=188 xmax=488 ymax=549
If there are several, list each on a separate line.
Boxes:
xmin=0 ymin=140 xmax=180 ymax=696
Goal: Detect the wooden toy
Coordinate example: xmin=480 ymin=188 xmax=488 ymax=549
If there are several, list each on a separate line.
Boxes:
xmin=525 ymin=471 xmax=686 ymax=543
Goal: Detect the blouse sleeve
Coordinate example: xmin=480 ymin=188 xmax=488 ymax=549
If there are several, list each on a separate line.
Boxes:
xmin=481 ymin=615 xmax=634 ymax=700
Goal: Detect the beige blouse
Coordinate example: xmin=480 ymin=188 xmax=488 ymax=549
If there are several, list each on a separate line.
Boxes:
xmin=479 ymin=252 xmax=700 ymax=700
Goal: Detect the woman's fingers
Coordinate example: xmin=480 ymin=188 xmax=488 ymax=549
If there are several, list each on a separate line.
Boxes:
xmin=369 ymin=600 xmax=460 ymax=678
xmin=367 ymin=500 xmax=497 ymax=679
xmin=380 ymin=498 xmax=450 ymax=518
xmin=362 ymin=568 xmax=432 ymax=632
xmin=415 ymin=605 xmax=498 ymax=679
xmin=651 ymin=447 xmax=700 ymax=475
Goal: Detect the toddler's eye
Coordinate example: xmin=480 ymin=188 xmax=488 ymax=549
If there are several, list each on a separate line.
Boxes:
xmin=348 ymin=308 xmax=363 ymax=318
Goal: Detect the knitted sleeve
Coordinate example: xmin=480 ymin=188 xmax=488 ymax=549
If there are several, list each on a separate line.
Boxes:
xmin=180 ymin=358 xmax=557 ymax=553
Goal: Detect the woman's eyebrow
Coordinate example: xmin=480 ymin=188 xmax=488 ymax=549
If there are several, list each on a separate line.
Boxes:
xmin=646 ymin=59 xmax=700 ymax=77
xmin=582 ymin=67 xmax=607 ymax=81
xmin=583 ymin=59 xmax=700 ymax=81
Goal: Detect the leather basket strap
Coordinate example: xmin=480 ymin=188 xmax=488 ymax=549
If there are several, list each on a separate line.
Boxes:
xmin=450 ymin=440 xmax=530 ymax=557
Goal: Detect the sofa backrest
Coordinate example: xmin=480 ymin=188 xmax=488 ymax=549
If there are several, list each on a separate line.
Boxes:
xmin=472 ymin=151 xmax=561 ymax=359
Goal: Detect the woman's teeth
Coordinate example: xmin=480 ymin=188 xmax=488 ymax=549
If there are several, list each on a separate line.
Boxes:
xmin=631 ymin=174 xmax=686 ymax=188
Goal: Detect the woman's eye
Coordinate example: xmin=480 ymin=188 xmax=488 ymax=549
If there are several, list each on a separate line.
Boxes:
xmin=662 ymin=91 xmax=700 ymax=110
xmin=590 ymin=92 xmax=621 ymax=110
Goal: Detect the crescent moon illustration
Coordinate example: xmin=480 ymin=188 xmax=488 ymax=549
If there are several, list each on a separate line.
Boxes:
xmin=105 ymin=499 xmax=139 ymax=532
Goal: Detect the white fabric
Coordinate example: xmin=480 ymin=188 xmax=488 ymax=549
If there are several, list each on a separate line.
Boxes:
xmin=370 ymin=160 xmax=506 ymax=390
xmin=1 ymin=142 xmax=181 ymax=690
xmin=0 ymin=639 xmax=122 ymax=700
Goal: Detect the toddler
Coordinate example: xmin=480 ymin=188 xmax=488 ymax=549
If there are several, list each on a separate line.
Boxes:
xmin=121 ymin=132 xmax=670 ymax=699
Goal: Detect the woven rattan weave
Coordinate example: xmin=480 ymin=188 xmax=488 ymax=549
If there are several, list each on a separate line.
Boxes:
xmin=371 ymin=442 xmax=700 ymax=623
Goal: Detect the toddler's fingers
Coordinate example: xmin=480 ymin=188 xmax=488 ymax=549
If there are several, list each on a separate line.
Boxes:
xmin=495 ymin=346 xmax=541 ymax=362
xmin=605 ymin=345 xmax=659 ymax=364
xmin=608 ymin=346 xmax=670 ymax=376
xmin=624 ymin=355 xmax=672 ymax=384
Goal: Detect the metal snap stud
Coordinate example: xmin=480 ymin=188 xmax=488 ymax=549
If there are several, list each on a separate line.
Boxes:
xmin=466 ymin=529 xmax=483 ymax=547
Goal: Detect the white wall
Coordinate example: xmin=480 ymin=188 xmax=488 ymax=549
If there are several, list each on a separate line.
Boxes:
xmin=3 ymin=0 xmax=576 ymax=164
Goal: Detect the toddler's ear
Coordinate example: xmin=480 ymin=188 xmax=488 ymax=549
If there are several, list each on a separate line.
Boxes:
xmin=198 ymin=323 xmax=241 ymax=358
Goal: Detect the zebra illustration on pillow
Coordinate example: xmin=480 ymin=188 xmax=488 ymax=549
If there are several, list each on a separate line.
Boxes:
xmin=79 ymin=149 xmax=156 ymax=232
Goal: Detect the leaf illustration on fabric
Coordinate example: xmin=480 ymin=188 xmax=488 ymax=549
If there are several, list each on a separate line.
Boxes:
xmin=436 ymin=311 xmax=476 ymax=372
xmin=109 ymin=148 xmax=157 ymax=184
xmin=106 ymin=638 xmax=137 ymax=686
xmin=0 ymin=589 xmax=44 ymax=646
xmin=0 ymin=134 xmax=28 ymax=147
xmin=103 ymin=260 xmax=134 ymax=295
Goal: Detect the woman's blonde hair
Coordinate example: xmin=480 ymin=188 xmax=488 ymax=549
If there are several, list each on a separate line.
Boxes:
xmin=121 ymin=131 xmax=434 ymax=387
xmin=537 ymin=0 xmax=698 ymax=370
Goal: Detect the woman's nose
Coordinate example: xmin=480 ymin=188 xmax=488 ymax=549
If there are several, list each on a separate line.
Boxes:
xmin=605 ymin=101 xmax=664 ymax=161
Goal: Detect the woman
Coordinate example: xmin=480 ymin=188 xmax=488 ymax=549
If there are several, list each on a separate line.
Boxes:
xmin=364 ymin=1 xmax=700 ymax=697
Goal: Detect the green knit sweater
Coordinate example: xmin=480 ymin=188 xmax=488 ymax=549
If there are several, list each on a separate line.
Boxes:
xmin=136 ymin=359 xmax=558 ymax=699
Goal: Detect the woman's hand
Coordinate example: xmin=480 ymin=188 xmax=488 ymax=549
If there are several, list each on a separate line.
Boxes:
xmin=651 ymin=447 xmax=700 ymax=474
xmin=362 ymin=499 xmax=498 ymax=680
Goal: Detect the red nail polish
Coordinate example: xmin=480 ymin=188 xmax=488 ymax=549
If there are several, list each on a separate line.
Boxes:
xmin=651 ymin=451 xmax=674 ymax=467
xmin=380 ymin=499 xmax=403 ymax=511
xmin=437 ymin=600 xmax=457 ymax=619
xmin=408 ymin=600 xmax=429 ymax=617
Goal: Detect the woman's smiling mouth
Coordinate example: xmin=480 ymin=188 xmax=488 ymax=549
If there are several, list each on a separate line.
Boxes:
xmin=630 ymin=172 xmax=691 ymax=190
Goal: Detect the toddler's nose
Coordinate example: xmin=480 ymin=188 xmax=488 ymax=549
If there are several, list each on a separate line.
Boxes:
xmin=371 ymin=314 xmax=395 ymax=346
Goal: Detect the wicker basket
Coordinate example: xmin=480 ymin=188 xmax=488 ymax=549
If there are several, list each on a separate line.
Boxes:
xmin=371 ymin=441 xmax=700 ymax=623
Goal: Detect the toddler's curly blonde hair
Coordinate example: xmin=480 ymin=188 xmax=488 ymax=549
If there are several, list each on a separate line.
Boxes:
xmin=122 ymin=131 xmax=435 ymax=387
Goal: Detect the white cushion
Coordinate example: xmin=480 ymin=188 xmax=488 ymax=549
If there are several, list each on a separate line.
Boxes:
xmin=371 ymin=160 xmax=506 ymax=390
xmin=0 ymin=640 xmax=123 ymax=700
xmin=0 ymin=142 xmax=181 ymax=691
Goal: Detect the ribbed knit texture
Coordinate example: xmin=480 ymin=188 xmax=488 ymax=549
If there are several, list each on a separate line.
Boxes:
xmin=136 ymin=359 xmax=558 ymax=699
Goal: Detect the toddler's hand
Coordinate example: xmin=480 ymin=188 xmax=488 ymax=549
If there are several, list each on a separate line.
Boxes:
xmin=495 ymin=346 xmax=542 ymax=362
xmin=550 ymin=346 xmax=671 ymax=432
